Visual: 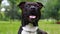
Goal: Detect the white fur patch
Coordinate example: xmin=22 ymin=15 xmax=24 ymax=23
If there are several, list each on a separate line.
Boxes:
xmin=21 ymin=23 xmax=38 ymax=34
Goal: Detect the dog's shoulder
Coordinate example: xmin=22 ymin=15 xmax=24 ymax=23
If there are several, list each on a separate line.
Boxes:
xmin=18 ymin=26 xmax=23 ymax=34
xmin=37 ymin=29 xmax=47 ymax=34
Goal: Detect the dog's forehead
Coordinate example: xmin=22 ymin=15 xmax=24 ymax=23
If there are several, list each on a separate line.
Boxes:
xmin=25 ymin=2 xmax=38 ymax=5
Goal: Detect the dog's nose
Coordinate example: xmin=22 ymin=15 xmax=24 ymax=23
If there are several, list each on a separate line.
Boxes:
xmin=31 ymin=8 xmax=35 ymax=10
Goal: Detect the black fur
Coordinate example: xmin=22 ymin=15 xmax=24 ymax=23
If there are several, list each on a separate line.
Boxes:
xmin=18 ymin=2 xmax=47 ymax=34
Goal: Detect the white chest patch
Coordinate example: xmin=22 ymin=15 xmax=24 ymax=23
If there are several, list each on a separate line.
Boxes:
xmin=21 ymin=23 xmax=38 ymax=34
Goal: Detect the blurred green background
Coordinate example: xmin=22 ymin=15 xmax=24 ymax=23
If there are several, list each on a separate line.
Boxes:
xmin=0 ymin=0 xmax=60 ymax=34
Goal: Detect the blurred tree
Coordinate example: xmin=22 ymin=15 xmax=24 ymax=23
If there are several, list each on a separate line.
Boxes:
xmin=0 ymin=0 xmax=2 ymax=20
xmin=0 ymin=0 xmax=2 ymax=4
xmin=6 ymin=0 xmax=21 ymax=20
xmin=42 ymin=0 xmax=60 ymax=20
xmin=20 ymin=0 xmax=34 ymax=2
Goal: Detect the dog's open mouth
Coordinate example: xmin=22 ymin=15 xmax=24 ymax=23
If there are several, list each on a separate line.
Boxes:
xmin=29 ymin=15 xmax=36 ymax=19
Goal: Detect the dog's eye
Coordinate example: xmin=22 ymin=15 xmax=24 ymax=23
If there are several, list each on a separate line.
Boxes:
xmin=34 ymin=5 xmax=39 ymax=7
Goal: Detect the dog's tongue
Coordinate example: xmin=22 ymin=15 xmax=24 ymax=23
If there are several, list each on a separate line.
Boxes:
xmin=29 ymin=16 xmax=36 ymax=19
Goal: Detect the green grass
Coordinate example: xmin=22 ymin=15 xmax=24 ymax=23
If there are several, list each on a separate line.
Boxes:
xmin=0 ymin=20 xmax=60 ymax=34
xmin=0 ymin=20 xmax=21 ymax=34
xmin=39 ymin=23 xmax=60 ymax=34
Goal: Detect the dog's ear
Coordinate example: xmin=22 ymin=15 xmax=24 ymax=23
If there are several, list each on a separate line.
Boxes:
xmin=37 ymin=2 xmax=43 ymax=9
xmin=18 ymin=2 xmax=26 ymax=9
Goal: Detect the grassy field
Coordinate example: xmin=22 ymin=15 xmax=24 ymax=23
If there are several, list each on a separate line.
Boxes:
xmin=0 ymin=20 xmax=60 ymax=34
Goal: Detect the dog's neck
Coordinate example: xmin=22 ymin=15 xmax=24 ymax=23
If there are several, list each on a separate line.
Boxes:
xmin=22 ymin=23 xmax=38 ymax=31
xmin=22 ymin=23 xmax=38 ymax=34
xmin=22 ymin=20 xmax=38 ymax=26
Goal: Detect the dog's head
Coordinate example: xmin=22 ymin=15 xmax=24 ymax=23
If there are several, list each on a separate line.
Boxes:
xmin=18 ymin=2 xmax=43 ymax=22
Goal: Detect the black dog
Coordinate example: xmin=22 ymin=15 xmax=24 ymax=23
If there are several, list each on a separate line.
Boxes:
xmin=18 ymin=2 xmax=47 ymax=34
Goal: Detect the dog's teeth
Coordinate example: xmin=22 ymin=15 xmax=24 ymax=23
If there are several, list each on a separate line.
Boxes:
xmin=29 ymin=16 xmax=36 ymax=18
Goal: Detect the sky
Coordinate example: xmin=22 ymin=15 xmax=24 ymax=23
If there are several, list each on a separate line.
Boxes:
xmin=1 ymin=0 xmax=10 ymax=11
xmin=2 ymin=0 xmax=10 ymax=6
